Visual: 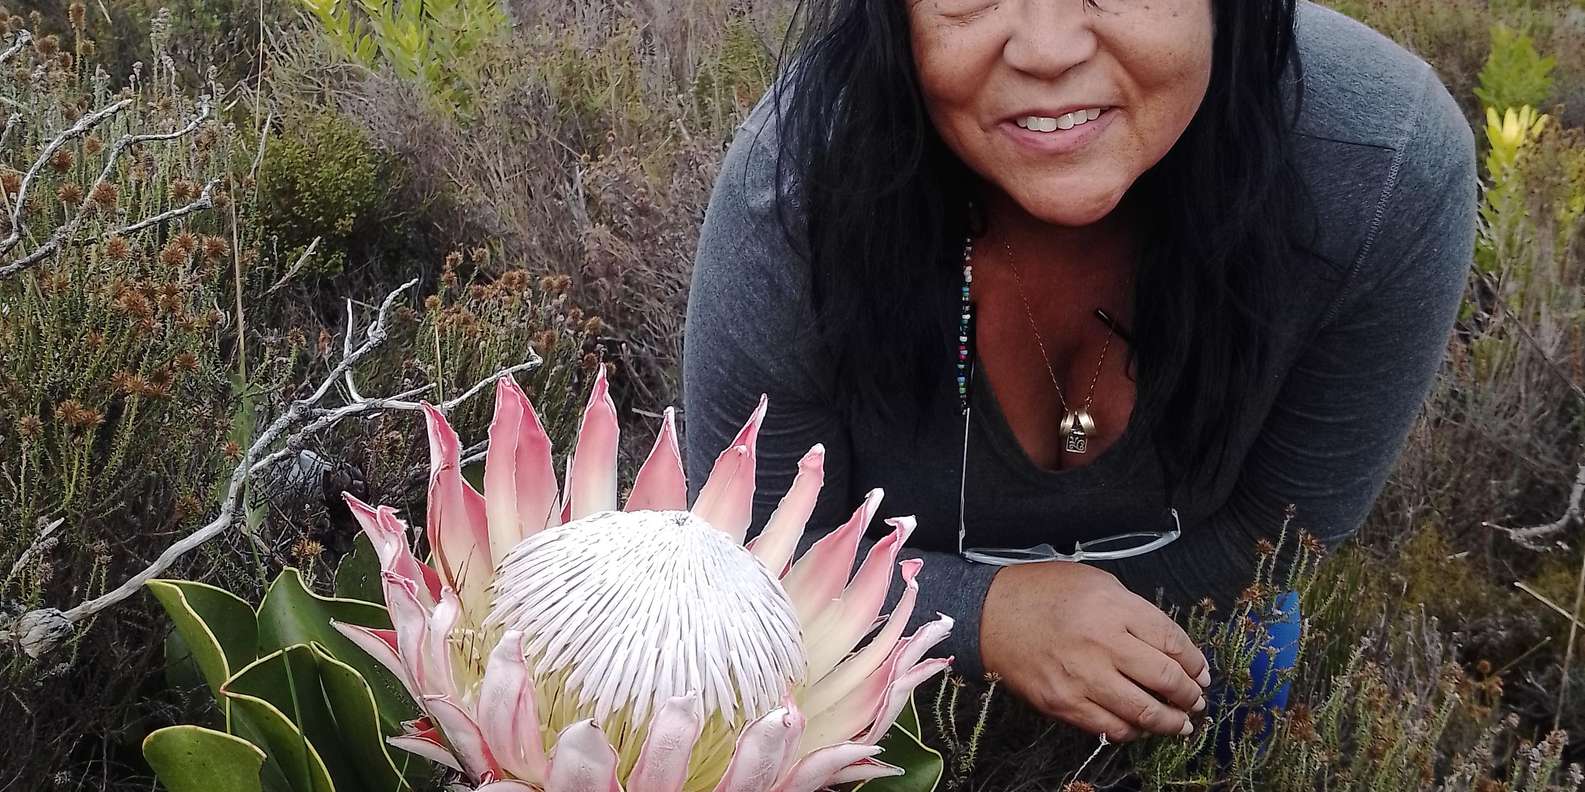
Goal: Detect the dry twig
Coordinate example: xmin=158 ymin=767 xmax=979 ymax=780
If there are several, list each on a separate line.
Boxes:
xmin=0 ymin=99 xmax=214 ymax=278
xmin=1494 ymin=464 xmax=1585 ymax=551
xmin=0 ymin=279 xmax=542 ymax=658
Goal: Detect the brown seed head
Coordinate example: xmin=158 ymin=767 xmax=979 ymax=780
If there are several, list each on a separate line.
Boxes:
xmin=1255 ymin=538 xmax=1276 ymax=558
xmin=222 ymin=440 xmax=242 ymax=461
xmin=89 ymin=181 xmax=118 ymax=210
xmin=85 ymin=329 xmax=105 ymax=348
xmin=36 ymin=34 xmax=58 ymax=57
xmin=1300 ymin=533 xmax=1325 ymax=556
xmin=57 ymin=182 xmax=83 ymax=205
xmin=292 ymin=537 xmax=325 ymax=561
xmin=172 ymin=231 xmax=199 ymax=255
xmin=115 ymin=291 xmax=152 ymax=319
xmin=173 ymin=351 xmax=199 ymax=372
xmin=1 ymin=170 xmax=20 ymax=196
xmin=48 ymin=147 xmax=73 ymax=172
xmin=169 ymin=179 xmax=196 ymax=202
xmin=110 ymin=370 xmax=137 ymax=394
xmin=84 ymin=135 xmax=102 ymax=156
xmin=532 ymin=329 xmax=558 ymax=352
xmin=104 ymin=235 xmax=132 ymax=261
xmin=68 ymin=1 xmax=85 ymax=27
xmin=16 ymin=415 xmax=43 ymax=442
xmin=201 ymin=235 xmax=229 ymax=261
xmin=56 ymin=399 xmax=103 ymax=430
xmin=159 ymin=242 xmax=188 ymax=267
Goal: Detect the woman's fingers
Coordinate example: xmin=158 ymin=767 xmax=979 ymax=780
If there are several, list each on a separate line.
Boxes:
xmin=1114 ymin=634 xmax=1206 ymax=713
xmin=1129 ymin=608 xmax=1211 ymax=687
xmin=1089 ymin=671 xmax=1194 ymax=737
xmin=1063 ymin=700 xmax=1140 ymax=743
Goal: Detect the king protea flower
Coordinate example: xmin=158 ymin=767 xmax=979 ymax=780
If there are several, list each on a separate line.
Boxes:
xmin=333 ymin=366 xmax=953 ymax=792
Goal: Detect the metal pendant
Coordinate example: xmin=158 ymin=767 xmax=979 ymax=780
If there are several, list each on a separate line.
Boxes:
xmin=1059 ymin=409 xmax=1098 ymax=455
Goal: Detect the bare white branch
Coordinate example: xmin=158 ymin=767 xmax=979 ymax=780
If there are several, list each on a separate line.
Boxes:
xmin=4 ymin=278 xmax=542 ymax=658
xmin=0 ymin=98 xmax=132 ymax=256
xmin=0 ymin=111 xmax=21 ymax=151
xmin=1495 ymin=464 xmax=1585 ymax=551
xmin=0 ymin=30 xmax=30 ymax=65
xmin=2 ymin=517 xmax=64 ymax=589
xmin=0 ymin=100 xmax=213 ymax=279
xmin=112 ymin=178 xmax=217 ymax=237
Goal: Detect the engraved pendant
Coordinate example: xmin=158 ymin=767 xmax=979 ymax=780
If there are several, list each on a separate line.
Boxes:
xmin=1064 ymin=426 xmax=1089 ymax=454
xmin=1059 ymin=409 xmax=1098 ymax=455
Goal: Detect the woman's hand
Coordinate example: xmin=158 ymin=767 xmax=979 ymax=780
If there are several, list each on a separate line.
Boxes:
xmin=979 ymin=562 xmax=1211 ymax=741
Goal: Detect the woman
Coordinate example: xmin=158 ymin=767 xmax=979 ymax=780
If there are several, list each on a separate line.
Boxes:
xmin=683 ymin=0 xmax=1475 ymax=743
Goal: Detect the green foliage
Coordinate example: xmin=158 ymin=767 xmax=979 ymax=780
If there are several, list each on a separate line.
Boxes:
xmin=145 ymin=571 xmax=430 ymax=792
xmin=256 ymin=112 xmax=395 ymax=278
xmin=931 ymin=531 xmax=1584 ymax=790
xmin=1476 ymin=24 xmax=1558 ymax=112
xmin=144 ymin=725 xmax=269 ymax=792
xmin=0 ymin=12 xmax=263 ymax=787
xmin=862 ymin=697 xmax=945 ymax=792
xmin=297 ymin=0 xmax=509 ymax=112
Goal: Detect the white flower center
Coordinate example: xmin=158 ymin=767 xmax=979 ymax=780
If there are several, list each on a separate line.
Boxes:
xmin=485 ymin=510 xmax=807 ymax=732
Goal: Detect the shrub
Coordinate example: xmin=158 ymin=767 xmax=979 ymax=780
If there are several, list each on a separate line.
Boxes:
xmin=256 ymin=111 xmax=400 ymax=278
xmin=1475 ymin=24 xmax=1558 ymax=112
xmin=0 ymin=9 xmax=254 ymax=787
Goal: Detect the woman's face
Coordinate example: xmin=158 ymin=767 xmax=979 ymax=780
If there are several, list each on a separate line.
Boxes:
xmin=908 ymin=0 xmax=1214 ymax=227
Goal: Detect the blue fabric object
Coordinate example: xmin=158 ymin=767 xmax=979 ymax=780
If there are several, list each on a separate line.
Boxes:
xmin=1213 ymin=591 xmax=1302 ymax=761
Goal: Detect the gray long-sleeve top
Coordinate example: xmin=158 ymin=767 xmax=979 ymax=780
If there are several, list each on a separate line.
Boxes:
xmin=682 ymin=2 xmax=1477 ymax=679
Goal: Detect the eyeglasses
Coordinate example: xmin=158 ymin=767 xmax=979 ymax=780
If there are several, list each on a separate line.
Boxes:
xmin=955 ymin=392 xmax=1182 ymax=568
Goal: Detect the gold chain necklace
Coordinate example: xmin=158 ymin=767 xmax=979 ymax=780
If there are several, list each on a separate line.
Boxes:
xmin=1000 ymin=237 xmax=1115 ymax=455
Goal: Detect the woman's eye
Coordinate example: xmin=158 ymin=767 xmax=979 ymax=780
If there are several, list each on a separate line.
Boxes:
xmin=932 ymin=0 xmax=999 ymax=20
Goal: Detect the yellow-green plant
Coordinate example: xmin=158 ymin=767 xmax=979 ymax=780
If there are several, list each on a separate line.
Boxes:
xmin=1474 ymin=23 xmax=1557 ymax=113
xmin=1477 ymin=104 xmax=1550 ymax=275
xmin=297 ymin=0 xmax=509 ymax=113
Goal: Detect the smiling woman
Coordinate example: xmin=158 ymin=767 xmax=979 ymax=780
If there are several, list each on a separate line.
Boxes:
xmin=683 ymin=0 xmax=1476 ymax=746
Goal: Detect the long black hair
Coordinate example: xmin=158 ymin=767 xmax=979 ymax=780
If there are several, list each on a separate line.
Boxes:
xmin=768 ymin=0 xmax=1308 ymax=492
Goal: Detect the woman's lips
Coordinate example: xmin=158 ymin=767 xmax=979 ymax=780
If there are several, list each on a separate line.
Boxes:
xmin=998 ymin=109 xmax=1117 ymax=156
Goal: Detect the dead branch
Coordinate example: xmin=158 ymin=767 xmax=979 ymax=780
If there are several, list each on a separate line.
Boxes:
xmin=0 ymin=98 xmax=132 ymax=257
xmin=0 ymin=100 xmax=213 ymax=279
xmin=0 ymin=278 xmax=542 ymax=658
xmin=0 ymin=30 xmax=30 ymax=65
xmin=1495 ymin=463 xmax=1585 ymax=551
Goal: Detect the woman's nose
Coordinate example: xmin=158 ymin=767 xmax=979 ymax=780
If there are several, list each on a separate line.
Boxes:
xmin=1002 ymin=0 xmax=1099 ymax=79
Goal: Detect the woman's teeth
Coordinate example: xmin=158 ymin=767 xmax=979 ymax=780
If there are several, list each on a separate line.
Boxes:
xmin=1015 ymin=108 xmax=1105 ymax=132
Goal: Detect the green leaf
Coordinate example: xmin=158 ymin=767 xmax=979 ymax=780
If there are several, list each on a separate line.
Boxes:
xmin=333 ymin=533 xmax=385 ymax=606
xmin=256 ymin=569 xmax=416 ymax=731
xmin=313 ymin=643 xmax=422 ymax=789
xmin=858 ymin=695 xmax=944 ymax=792
xmin=148 ymin=579 xmax=259 ymax=706
xmin=144 ymin=725 xmax=267 ymax=792
xmin=222 ymin=647 xmax=340 ymax=792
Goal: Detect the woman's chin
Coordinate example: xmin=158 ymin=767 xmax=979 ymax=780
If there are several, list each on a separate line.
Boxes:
xmin=1014 ymin=189 xmax=1127 ymax=229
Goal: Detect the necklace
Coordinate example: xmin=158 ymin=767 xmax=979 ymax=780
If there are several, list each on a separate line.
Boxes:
xmin=958 ymin=233 xmax=1116 ymax=455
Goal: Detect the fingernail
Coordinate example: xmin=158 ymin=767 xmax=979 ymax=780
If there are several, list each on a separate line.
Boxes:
xmin=1193 ymin=696 xmax=1206 ymax=713
xmin=1180 ymin=718 xmax=1195 ymax=736
xmin=1197 ymin=668 xmax=1211 ymax=687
